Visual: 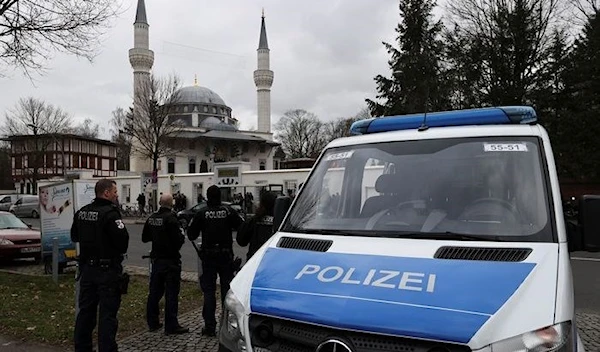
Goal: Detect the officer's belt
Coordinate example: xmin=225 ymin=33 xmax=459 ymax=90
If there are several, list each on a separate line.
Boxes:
xmin=82 ymin=257 xmax=123 ymax=267
xmin=201 ymin=246 xmax=232 ymax=253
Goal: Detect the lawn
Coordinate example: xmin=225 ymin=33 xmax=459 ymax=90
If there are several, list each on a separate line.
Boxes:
xmin=0 ymin=272 xmax=202 ymax=347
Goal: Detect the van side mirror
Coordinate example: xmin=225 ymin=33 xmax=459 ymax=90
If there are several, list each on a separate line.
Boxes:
xmin=273 ymin=196 xmax=292 ymax=232
xmin=579 ymin=195 xmax=600 ymax=252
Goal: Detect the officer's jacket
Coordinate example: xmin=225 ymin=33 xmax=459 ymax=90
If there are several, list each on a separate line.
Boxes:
xmin=236 ymin=214 xmax=274 ymax=260
xmin=141 ymin=207 xmax=184 ymax=259
xmin=71 ymin=198 xmax=129 ymax=260
xmin=187 ymin=203 xmax=244 ymax=249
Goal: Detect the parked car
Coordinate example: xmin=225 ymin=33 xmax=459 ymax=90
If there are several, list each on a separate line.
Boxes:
xmin=176 ymin=201 xmax=244 ymax=229
xmin=9 ymin=195 xmax=40 ymax=218
xmin=0 ymin=211 xmax=41 ymax=263
xmin=0 ymin=194 xmax=20 ymax=212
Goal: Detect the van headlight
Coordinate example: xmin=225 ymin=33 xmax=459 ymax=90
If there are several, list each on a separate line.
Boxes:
xmin=490 ymin=321 xmax=573 ymax=351
xmin=220 ymin=290 xmax=247 ymax=352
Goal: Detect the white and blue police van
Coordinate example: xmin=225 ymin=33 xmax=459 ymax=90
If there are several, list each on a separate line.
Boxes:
xmin=220 ymin=106 xmax=599 ymax=352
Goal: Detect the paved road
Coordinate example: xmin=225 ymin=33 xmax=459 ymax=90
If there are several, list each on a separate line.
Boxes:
xmin=122 ymin=224 xmax=248 ymax=273
xmin=25 ymin=218 xmax=248 ymax=274
xmin=25 ymin=218 xmax=600 ymax=314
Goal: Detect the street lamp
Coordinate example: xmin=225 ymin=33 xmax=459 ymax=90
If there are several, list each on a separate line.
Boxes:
xmin=27 ymin=124 xmax=67 ymax=178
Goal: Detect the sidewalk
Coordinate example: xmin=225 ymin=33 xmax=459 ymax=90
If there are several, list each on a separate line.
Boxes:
xmin=2 ymin=263 xmax=600 ymax=351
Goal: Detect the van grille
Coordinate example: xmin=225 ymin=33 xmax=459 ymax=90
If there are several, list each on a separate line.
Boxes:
xmin=277 ymin=237 xmax=332 ymax=252
xmin=434 ymin=246 xmax=531 ymax=262
xmin=249 ymin=314 xmax=471 ymax=352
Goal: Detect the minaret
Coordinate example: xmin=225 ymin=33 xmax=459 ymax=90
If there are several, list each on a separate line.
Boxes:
xmin=253 ymin=10 xmax=274 ymax=135
xmin=129 ymin=0 xmax=154 ymax=111
xmin=128 ymin=0 xmax=154 ymax=173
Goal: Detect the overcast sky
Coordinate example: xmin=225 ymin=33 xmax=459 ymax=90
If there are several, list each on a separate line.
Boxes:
xmin=0 ymin=0 xmax=403 ymax=138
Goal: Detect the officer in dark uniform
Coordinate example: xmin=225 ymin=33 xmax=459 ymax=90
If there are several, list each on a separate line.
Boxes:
xmin=142 ymin=193 xmax=189 ymax=335
xmin=71 ymin=179 xmax=129 ymax=352
xmin=237 ymin=191 xmax=277 ymax=261
xmin=187 ymin=185 xmax=244 ymax=336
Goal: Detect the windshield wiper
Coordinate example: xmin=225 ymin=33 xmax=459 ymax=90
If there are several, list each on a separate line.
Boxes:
xmin=393 ymin=231 xmax=503 ymax=242
xmin=5 ymin=226 xmax=29 ymax=230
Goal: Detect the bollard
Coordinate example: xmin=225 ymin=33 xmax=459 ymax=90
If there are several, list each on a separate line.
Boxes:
xmin=52 ymin=237 xmax=59 ymax=283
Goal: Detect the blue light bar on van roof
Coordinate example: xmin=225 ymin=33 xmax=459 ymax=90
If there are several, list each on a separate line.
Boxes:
xmin=350 ymin=106 xmax=537 ymax=135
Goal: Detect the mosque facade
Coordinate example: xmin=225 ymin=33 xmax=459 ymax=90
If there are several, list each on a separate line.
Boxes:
xmin=128 ymin=0 xmax=281 ymax=178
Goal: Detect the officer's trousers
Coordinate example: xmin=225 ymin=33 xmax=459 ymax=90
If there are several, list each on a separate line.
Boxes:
xmin=200 ymin=252 xmax=234 ymax=330
xmin=74 ymin=263 xmax=122 ymax=352
xmin=146 ymin=258 xmax=182 ymax=331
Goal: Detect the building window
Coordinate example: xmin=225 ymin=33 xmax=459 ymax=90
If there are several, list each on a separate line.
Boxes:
xmin=204 ymin=106 xmax=208 ymax=112
xmin=200 ymin=159 xmax=208 ymax=173
xmin=188 ymin=157 xmax=196 ymax=173
xmin=273 ymin=160 xmax=280 ymax=170
xmin=158 ymin=160 xmax=162 ymax=170
xmin=167 ymin=158 xmax=175 ymax=174
xmin=212 ymin=107 xmax=217 ymax=113
xmin=184 ymin=105 xmax=188 ymax=113
xmin=259 ymin=159 xmax=266 ymax=170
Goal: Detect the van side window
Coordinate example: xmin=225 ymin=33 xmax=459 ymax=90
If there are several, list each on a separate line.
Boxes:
xmin=14 ymin=199 xmax=22 ymax=205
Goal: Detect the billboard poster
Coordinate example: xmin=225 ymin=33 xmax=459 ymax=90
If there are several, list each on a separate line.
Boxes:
xmin=74 ymin=181 xmax=96 ymax=211
xmin=39 ymin=182 xmax=76 ymax=261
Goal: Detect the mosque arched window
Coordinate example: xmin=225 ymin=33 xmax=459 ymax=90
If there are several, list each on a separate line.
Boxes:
xmin=259 ymin=159 xmax=266 ymax=170
xmin=188 ymin=157 xmax=196 ymax=174
xmin=204 ymin=106 xmax=208 ymax=112
xmin=212 ymin=107 xmax=217 ymax=113
xmin=167 ymin=158 xmax=175 ymax=174
xmin=183 ymin=105 xmax=188 ymax=113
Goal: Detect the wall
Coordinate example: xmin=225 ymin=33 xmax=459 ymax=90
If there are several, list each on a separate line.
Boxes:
xmin=114 ymin=166 xmax=314 ymax=208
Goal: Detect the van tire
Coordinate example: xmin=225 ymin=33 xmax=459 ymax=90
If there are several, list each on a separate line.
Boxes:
xmin=31 ymin=210 xmax=39 ymax=218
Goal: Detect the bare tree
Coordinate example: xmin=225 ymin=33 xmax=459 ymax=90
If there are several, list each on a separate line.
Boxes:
xmin=324 ymin=116 xmax=361 ymax=143
xmin=124 ymin=74 xmax=184 ymax=173
xmin=70 ymin=118 xmax=101 ymax=138
xmin=569 ymin=0 xmax=600 ymax=23
xmin=274 ymin=109 xmax=327 ymax=159
xmin=109 ymin=107 xmax=133 ymax=171
xmin=3 ymin=97 xmax=72 ymax=193
xmin=0 ymin=0 xmax=121 ymax=77
xmin=445 ymin=0 xmax=563 ymax=105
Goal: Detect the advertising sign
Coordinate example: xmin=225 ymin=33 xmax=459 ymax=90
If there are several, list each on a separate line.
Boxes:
xmin=39 ymin=180 xmax=97 ymax=265
xmin=39 ymin=182 xmax=76 ymax=262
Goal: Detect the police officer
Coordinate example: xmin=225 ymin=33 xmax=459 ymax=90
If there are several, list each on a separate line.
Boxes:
xmin=142 ymin=193 xmax=189 ymax=335
xmin=187 ymin=185 xmax=244 ymax=336
xmin=71 ymin=179 xmax=129 ymax=352
xmin=237 ymin=191 xmax=277 ymax=261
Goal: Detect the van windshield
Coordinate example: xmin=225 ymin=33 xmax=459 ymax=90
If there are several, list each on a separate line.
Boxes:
xmin=282 ymin=136 xmax=554 ymax=242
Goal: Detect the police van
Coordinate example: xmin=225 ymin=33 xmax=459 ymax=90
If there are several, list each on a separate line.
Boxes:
xmin=220 ymin=106 xmax=599 ymax=352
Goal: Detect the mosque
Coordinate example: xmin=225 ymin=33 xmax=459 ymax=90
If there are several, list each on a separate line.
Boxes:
xmin=127 ymin=0 xmax=283 ymax=179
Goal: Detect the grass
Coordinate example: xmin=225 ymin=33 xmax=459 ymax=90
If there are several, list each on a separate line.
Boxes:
xmin=0 ymin=272 xmax=202 ymax=347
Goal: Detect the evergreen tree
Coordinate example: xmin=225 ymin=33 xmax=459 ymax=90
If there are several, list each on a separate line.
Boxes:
xmin=560 ymin=10 xmax=600 ymax=180
xmin=530 ymin=29 xmax=572 ymax=178
xmin=366 ymin=0 xmax=449 ymax=117
xmin=446 ymin=0 xmax=560 ymax=106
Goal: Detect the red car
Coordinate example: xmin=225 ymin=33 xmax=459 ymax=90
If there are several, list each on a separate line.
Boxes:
xmin=0 ymin=211 xmax=41 ymax=263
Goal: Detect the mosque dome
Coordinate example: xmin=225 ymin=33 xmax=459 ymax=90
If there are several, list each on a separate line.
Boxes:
xmin=176 ymin=85 xmax=226 ymax=106
xmin=199 ymin=116 xmax=238 ymax=131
